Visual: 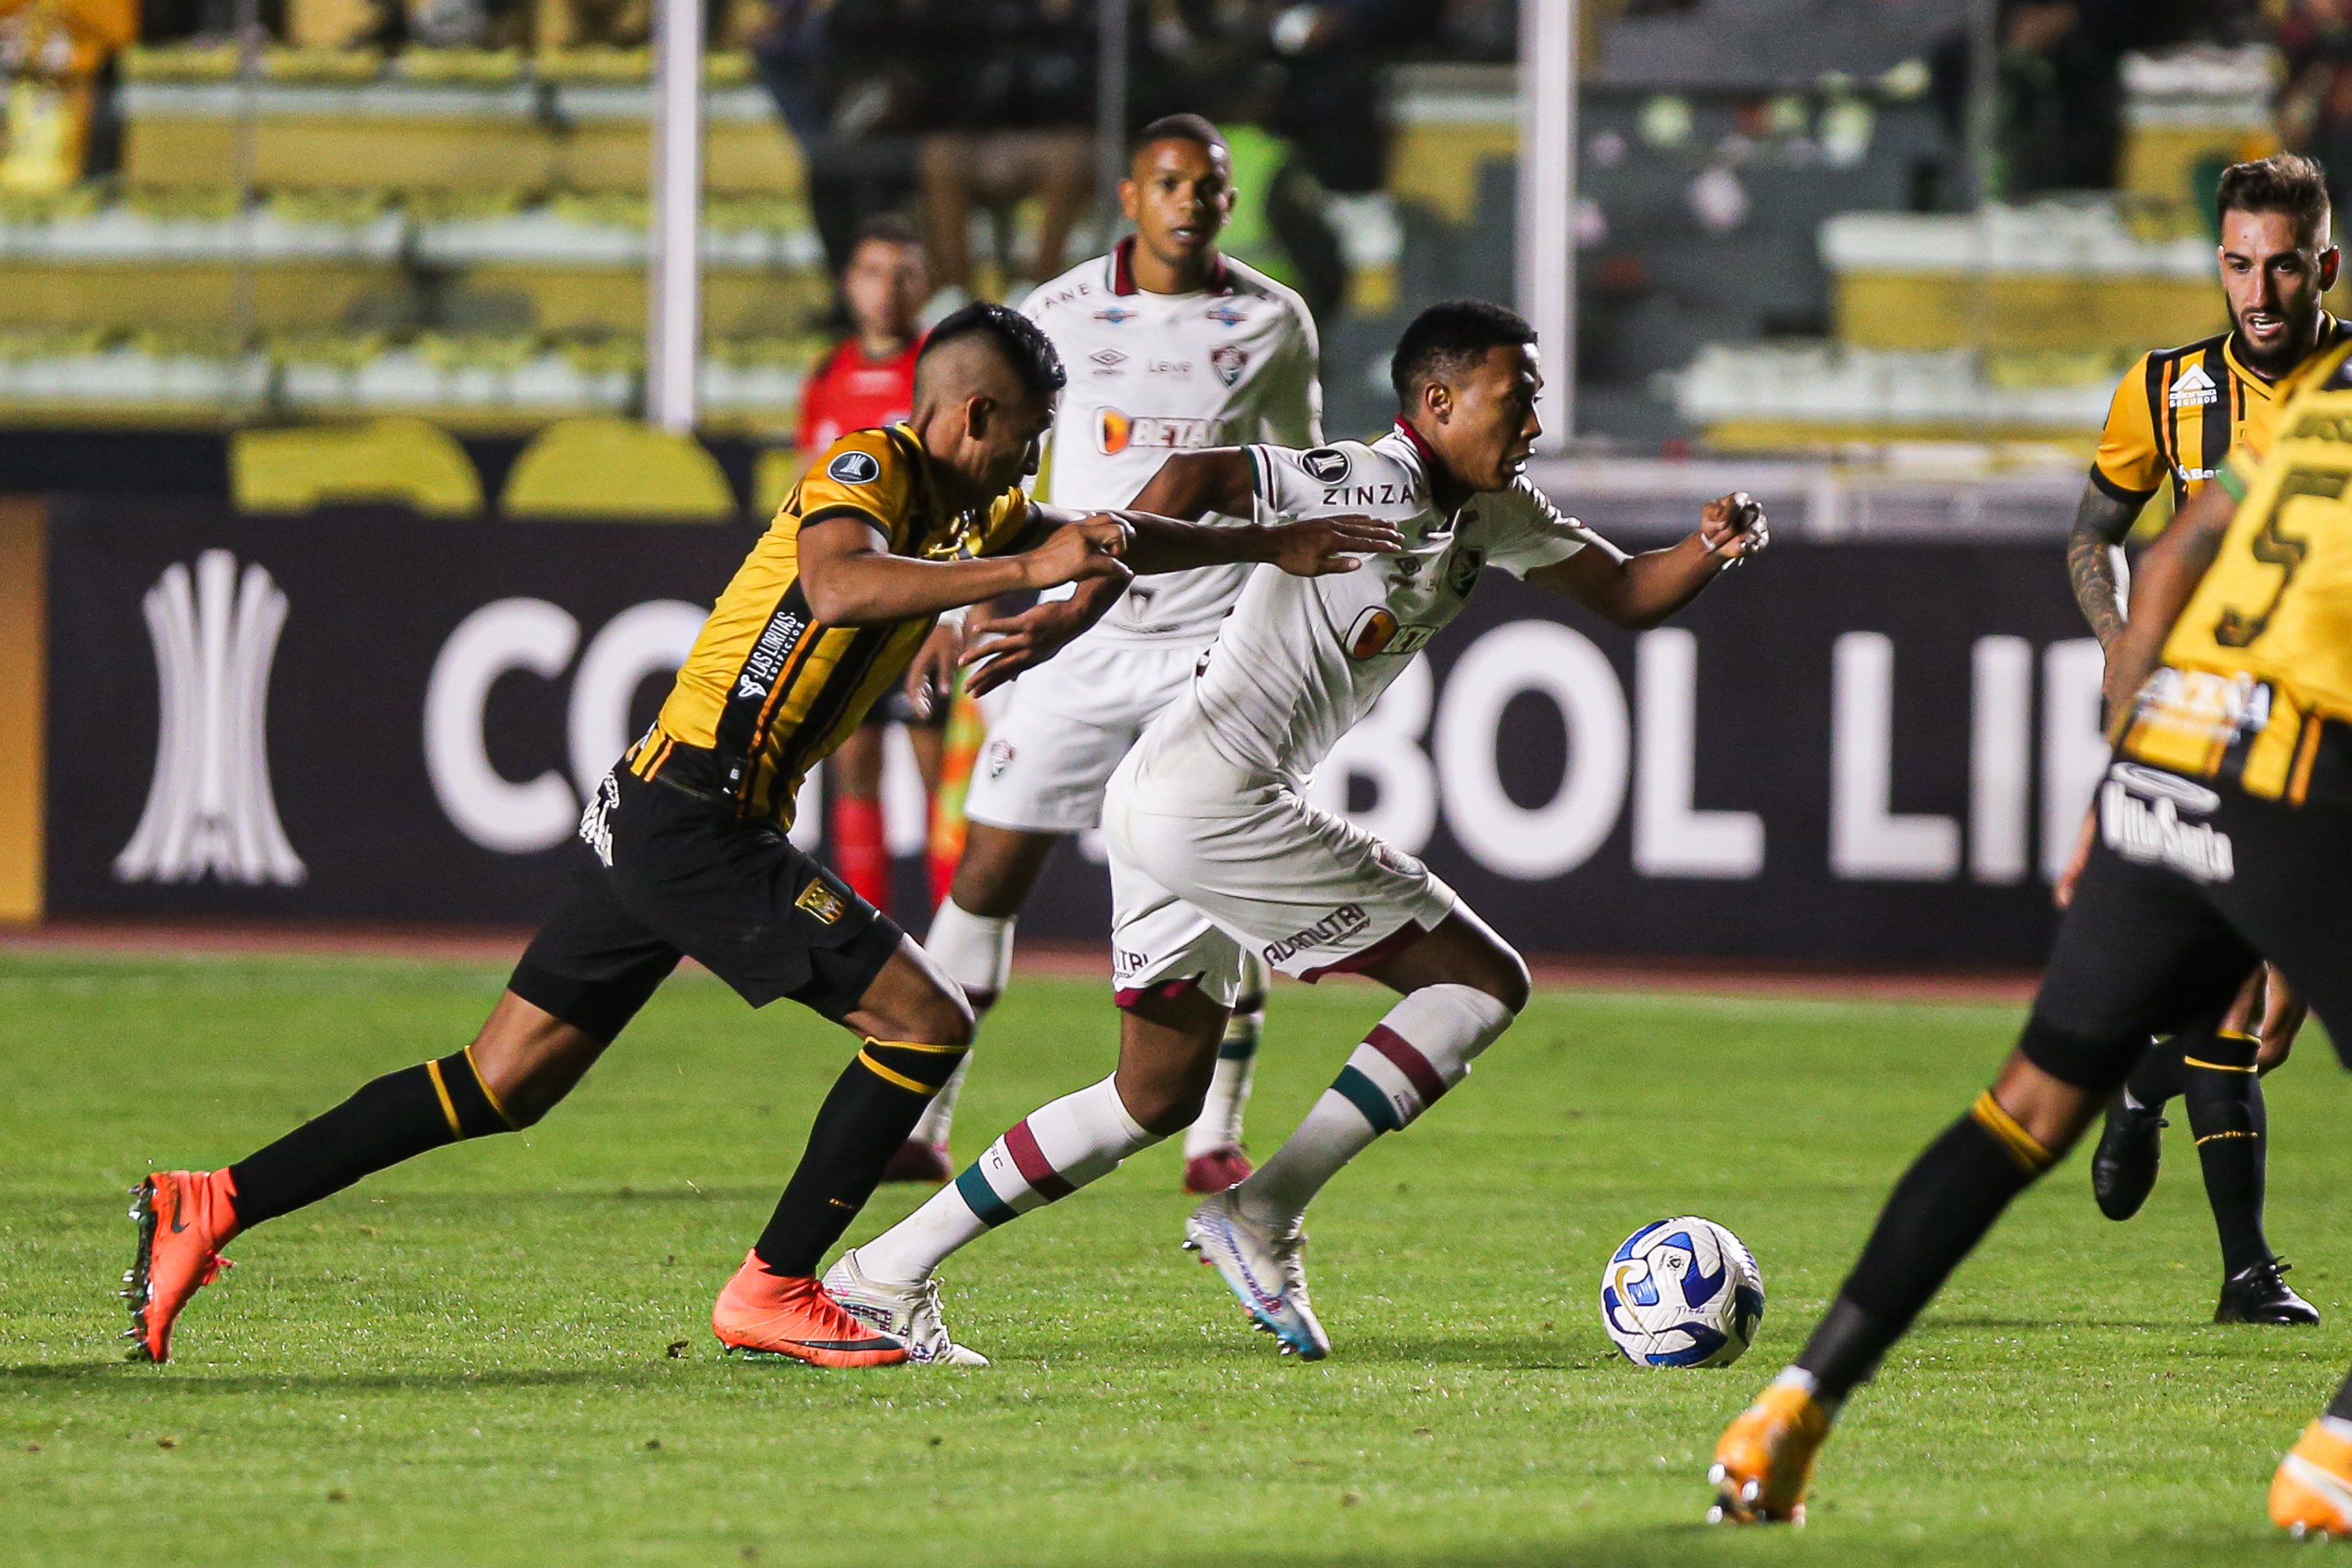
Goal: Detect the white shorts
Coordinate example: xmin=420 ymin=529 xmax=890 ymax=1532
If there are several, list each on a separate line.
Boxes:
xmin=1102 ymin=753 xmax=1459 ymax=1007
xmin=962 ymin=636 xmax=1203 ymax=834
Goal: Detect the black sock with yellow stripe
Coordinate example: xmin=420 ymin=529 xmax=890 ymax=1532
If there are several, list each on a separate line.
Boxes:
xmin=227 ymin=1050 xmax=518 ymax=1226
xmin=2180 ymin=1027 xmax=2272 ymax=1276
xmin=1795 ymin=1091 xmax=2056 ymax=1399
xmin=752 ymin=1039 xmax=967 ymax=1276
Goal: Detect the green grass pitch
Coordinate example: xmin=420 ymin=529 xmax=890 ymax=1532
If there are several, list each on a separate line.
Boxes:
xmin=2 ymin=949 xmax=2346 ymax=1566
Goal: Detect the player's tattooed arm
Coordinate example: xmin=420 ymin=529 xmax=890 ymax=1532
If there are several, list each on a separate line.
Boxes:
xmin=2067 ymin=481 xmax=2143 ymax=649
xmin=2104 ymin=478 xmax=2238 ymax=729
xmin=1527 ymin=492 xmax=1768 ymax=629
xmin=796 ymin=510 xmax=1131 ymax=626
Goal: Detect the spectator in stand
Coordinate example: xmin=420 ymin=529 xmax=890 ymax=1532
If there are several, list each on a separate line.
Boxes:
xmin=2281 ymin=2 xmax=2352 ymax=216
xmin=752 ymin=0 xmax=931 ymax=281
xmin=795 ymin=215 xmax=949 ymax=916
xmin=915 ymin=0 xmax=1094 ymax=297
xmin=1258 ymin=1 xmax=1433 ymax=201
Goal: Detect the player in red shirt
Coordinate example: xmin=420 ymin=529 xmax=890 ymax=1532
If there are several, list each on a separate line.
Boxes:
xmin=797 ymin=215 xmax=946 ymax=918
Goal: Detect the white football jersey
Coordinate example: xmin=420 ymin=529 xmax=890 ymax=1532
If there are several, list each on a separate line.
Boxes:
xmin=1023 ymin=239 xmax=1322 ymax=645
xmin=1129 ymin=425 xmax=1613 ymax=793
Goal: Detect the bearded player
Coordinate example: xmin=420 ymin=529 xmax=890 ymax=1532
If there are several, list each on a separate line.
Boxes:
xmin=895 ymin=114 xmax=1323 ymax=1193
xmin=118 ymin=303 xmax=1396 ymax=1370
xmin=1709 ymin=330 xmax=2352 ymax=1532
xmin=2063 ymin=154 xmax=2336 ymax=1324
xmin=821 ymin=299 xmax=1768 ymax=1366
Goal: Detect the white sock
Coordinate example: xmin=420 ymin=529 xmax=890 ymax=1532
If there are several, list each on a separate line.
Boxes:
xmin=1184 ymin=1002 xmax=1261 ymax=1156
xmin=909 ymin=900 xmax=1014 ymax=1146
xmin=2324 ymin=1415 xmax=2352 ymax=1443
xmin=1235 ymin=984 xmax=1512 ymax=1230
xmin=857 ymin=1075 xmax=1157 ymax=1283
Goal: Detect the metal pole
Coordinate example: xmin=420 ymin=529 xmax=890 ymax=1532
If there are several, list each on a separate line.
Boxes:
xmin=1518 ymin=0 xmax=1576 ymax=451
xmin=1967 ymin=0 xmax=1999 ymax=208
xmin=1094 ymin=0 xmax=1131 ymax=251
xmin=231 ymin=0 xmax=260 ymax=413
xmin=646 ymin=0 xmax=706 ymax=431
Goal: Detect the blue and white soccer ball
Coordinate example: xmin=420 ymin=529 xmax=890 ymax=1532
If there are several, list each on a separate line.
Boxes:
xmin=1599 ymin=1217 xmax=1764 ymax=1368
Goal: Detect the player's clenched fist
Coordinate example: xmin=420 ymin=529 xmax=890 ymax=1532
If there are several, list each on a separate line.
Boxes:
xmin=1699 ymin=492 xmax=1769 ymax=563
xmin=1023 ymin=515 xmax=1136 ymax=590
xmin=1261 ymin=514 xmax=1407 ymax=577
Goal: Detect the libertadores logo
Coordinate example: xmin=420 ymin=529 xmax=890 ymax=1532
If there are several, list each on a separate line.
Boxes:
xmin=114 ymin=550 xmax=307 ymax=886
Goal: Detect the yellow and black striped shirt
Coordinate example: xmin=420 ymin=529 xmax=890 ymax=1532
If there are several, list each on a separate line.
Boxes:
xmin=634 ymin=423 xmax=1031 ymax=828
xmin=2122 ymin=336 xmax=2352 ymax=805
xmin=2092 ymin=318 xmax=2343 ymax=514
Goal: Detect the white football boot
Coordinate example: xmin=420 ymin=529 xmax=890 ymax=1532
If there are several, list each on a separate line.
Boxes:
xmin=822 ymin=1248 xmax=990 ymax=1367
xmin=1182 ymin=1189 xmax=1330 ymax=1360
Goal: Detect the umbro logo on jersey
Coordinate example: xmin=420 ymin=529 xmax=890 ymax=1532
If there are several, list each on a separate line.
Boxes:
xmin=827 ymin=450 xmax=882 ymax=484
xmin=2169 ymin=364 xmax=2219 ymax=408
xmin=1301 ymin=448 xmax=1351 ymax=482
xmin=1089 ymin=348 xmax=1126 ymax=374
xmin=1211 ymin=343 xmax=1248 ymax=386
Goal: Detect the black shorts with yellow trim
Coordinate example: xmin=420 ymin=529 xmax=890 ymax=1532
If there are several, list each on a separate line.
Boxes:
xmin=2020 ymin=760 xmax=2352 ymax=1087
xmin=509 ymin=764 xmax=902 ymax=1042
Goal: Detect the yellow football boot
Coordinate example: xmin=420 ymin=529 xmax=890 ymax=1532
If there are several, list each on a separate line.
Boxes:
xmin=1708 ymin=1381 xmax=1832 ymax=1525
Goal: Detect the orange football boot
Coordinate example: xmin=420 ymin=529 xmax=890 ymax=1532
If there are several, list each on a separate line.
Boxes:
xmin=2272 ymin=1421 xmax=2352 ymax=1537
xmin=124 ymin=1170 xmax=241 ymax=1364
xmin=1708 ymin=1381 xmax=1833 ymax=1525
xmin=711 ymin=1251 xmax=907 ymax=1367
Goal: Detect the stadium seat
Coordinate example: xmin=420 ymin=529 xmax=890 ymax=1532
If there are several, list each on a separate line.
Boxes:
xmin=501 ymin=416 xmax=736 ymax=520
xmin=232 ymin=416 xmax=484 ymax=514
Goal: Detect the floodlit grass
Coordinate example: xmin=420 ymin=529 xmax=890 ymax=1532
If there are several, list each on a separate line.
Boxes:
xmin=2 ymin=951 xmax=2344 ymax=1566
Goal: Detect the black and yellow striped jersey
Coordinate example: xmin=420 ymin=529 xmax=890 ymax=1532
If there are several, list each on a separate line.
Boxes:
xmin=2092 ymin=317 xmax=2343 ymax=513
xmin=2122 ymin=336 xmax=2352 ymax=804
xmin=634 ymin=424 xmax=1032 ymax=828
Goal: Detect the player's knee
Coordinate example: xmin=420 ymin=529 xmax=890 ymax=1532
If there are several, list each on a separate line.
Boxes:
xmin=1131 ymin=1082 xmax=1209 ymax=1138
xmin=1481 ymin=946 xmax=1532 ymax=1015
xmin=896 ymin=985 xmax=976 ymax=1051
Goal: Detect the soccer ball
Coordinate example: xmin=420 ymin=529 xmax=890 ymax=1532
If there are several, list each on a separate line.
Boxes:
xmin=1599 ymin=1217 xmax=1763 ymax=1368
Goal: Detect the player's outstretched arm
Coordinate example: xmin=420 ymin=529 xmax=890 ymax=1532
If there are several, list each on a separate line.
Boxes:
xmin=1527 ymin=492 xmax=1768 ymax=628
xmin=2067 ymin=481 xmax=2143 ymax=649
xmin=2104 ymin=477 xmax=2238 ymax=727
xmin=795 ymin=511 xmax=1132 ymax=626
xmin=1042 ymin=447 xmax=1403 ymax=576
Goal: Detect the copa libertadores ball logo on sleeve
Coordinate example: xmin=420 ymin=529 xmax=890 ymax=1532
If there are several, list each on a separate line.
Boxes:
xmin=827 ymin=448 xmax=882 ymax=485
xmin=113 ymin=550 xmax=307 ymax=887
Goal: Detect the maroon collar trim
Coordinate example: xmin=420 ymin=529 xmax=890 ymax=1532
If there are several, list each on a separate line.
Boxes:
xmin=1390 ymin=418 xmax=1438 ymax=463
xmin=1109 ymin=235 xmax=1232 ymax=296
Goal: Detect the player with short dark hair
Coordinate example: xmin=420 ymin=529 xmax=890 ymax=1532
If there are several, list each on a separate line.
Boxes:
xmin=2060 ymin=151 xmax=2341 ymax=1325
xmin=799 ymin=214 xmax=943 ymax=919
xmin=898 ymin=109 xmax=1323 ymax=1193
xmin=119 ymin=301 xmax=1399 ymax=1370
xmin=822 ymin=299 xmax=1768 ymax=1366
xmin=1711 ymin=331 xmax=2352 ymax=1530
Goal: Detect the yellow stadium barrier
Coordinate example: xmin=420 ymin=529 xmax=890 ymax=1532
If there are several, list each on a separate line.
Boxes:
xmin=0 ymin=498 xmax=42 ymax=921
xmin=232 ymin=416 xmax=484 ymax=515
xmin=501 ymin=416 xmax=736 ymax=521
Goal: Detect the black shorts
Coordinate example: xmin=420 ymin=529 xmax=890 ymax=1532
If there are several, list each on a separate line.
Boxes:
xmin=508 ymin=766 xmax=904 ymax=1043
xmin=2020 ymin=760 xmax=2352 ymax=1089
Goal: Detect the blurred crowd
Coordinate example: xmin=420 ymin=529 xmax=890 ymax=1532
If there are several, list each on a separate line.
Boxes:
xmin=754 ymin=1 xmax=1490 ymax=310
xmin=1938 ymin=1 xmax=2310 ymax=202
